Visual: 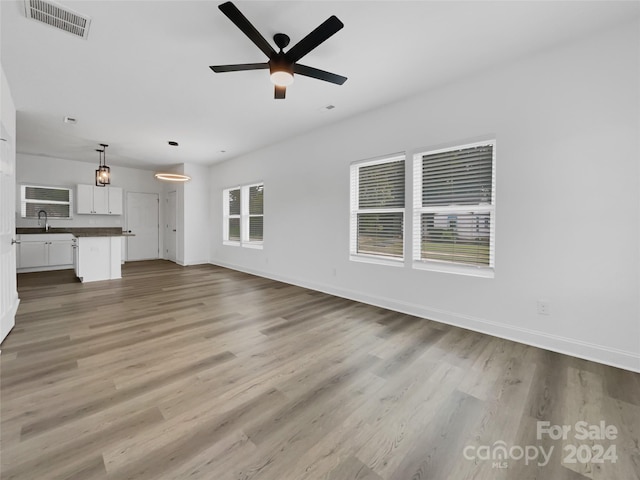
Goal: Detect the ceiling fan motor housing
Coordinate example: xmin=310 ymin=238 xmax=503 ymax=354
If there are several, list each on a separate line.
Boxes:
xmin=273 ymin=33 xmax=290 ymax=50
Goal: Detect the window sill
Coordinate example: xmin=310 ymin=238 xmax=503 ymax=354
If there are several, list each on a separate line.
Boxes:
xmin=350 ymin=254 xmax=404 ymax=267
xmin=223 ymin=240 xmax=263 ymax=250
xmin=413 ymin=260 xmax=494 ymax=278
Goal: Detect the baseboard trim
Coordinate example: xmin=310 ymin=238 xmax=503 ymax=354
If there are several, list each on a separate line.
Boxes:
xmin=0 ymin=295 xmax=20 ymax=345
xmin=17 ymin=265 xmax=73 ymax=274
xmin=180 ymin=259 xmax=209 ymax=267
xmin=210 ymin=260 xmax=640 ymax=373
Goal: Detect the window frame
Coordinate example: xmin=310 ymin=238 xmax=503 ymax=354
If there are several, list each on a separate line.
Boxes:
xmin=222 ymin=183 xmax=264 ymax=249
xmin=20 ymin=184 xmax=73 ymax=219
xmin=412 ymin=140 xmax=496 ymax=278
xmin=349 ymin=154 xmax=406 ymax=266
xmin=243 ymin=182 xmax=264 ymax=249
xmin=222 ymin=187 xmax=241 ymax=246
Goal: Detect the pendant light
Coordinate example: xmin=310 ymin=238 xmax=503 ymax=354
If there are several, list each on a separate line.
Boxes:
xmin=154 ymin=173 xmax=191 ymax=182
xmin=95 ymin=143 xmax=111 ymax=187
xmin=154 ymin=140 xmax=191 ymax=182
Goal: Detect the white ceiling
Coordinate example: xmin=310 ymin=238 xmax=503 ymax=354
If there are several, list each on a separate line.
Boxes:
xmin=1 ymin=1 xmax=638 ymax=171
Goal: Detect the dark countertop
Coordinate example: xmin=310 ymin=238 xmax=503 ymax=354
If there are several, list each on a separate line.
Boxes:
xmin=16 ymin=227 xmax=130 ymax=237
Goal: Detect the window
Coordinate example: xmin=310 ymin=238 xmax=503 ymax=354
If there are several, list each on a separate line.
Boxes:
xmin=225 ymin=188 xmax=241 ymax=242
xmin=247 ymin=184 xmax=264 ymax=243
xmin=413 ymin=140 xmax=495 ymax=276
xmin=223 ymin=183 xmax=263 ymax=248
xmin=350 ymin=155 xmax=405 ymax=263
xmin=21 ymin=185 xmax=73 ymax=219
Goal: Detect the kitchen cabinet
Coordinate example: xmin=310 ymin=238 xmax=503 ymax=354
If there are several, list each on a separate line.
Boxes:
xmin=108 ymin=188 xmax=123 ymax=215
xmin=75 ymin=236 xmax=121 ymax=282
xmin=17 ymin=234 xmax=74 ymax=271
xmin=77 ymin=185 xmax=123 ymax=215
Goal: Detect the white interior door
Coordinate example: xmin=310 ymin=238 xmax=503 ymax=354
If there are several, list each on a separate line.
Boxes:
xmin=126 ymin=192 xmax=159 ymax=261
xmin=165 ymin=191 xmax=176 ymax=262
xmin=0 ymin=123 xmax=19 ymax=344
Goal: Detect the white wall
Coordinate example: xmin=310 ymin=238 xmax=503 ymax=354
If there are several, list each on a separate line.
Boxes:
xmin=179 ymin=162 xmax=209 ymax=266
xmin=1 ymin=67 xmax=15 ymax=139
xmin=209 ymin=21 xmax=640 ymax=372
xmin=16 ymin=153 xmax=166 ymax=256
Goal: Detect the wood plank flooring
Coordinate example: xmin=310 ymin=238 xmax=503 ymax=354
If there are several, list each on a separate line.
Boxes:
xmin=1 ymin=260 xmax=639 ymax=480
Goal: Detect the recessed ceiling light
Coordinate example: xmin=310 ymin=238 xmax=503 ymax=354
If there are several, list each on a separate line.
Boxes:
xmin=63 ymin=116 xmax=77 ymax=124
xmin=168 ymin=141 xmax=179 ymax=146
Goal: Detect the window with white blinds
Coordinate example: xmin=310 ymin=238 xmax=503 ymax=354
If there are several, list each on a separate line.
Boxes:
xmin=413 ymin=141 xmax=495 ymax=274
xmin=21 ymin=185 xmax=73 ymax=219
xmin=223 ymin=188 xmax=241 ymax=243
xmin=350 ymin=155 xmax=405 ymax=262
xmin=223 ymin=183 xmax=263 ymax=248
xmin=246 ymin=184 xmax=264 ymax=244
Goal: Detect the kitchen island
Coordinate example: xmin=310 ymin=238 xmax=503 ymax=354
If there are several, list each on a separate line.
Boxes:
xmin=16 ymin=227 xmax=130 ymax=283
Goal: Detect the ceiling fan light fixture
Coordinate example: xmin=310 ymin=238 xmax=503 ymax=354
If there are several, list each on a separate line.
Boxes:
xmin=154 ymin=173 xmax=191 ymax=182
xmin=210 ymin=2 xmax=347 ymax=99
xmin=270 ymin=70 xmax=294 ymax=87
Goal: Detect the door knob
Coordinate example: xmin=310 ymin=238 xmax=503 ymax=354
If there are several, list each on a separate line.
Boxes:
xmin=11 ymin=239 xmax=20 ymax=245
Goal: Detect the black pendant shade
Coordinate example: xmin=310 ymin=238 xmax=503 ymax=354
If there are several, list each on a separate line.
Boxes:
xmin=95 ymin=143 xmax=111 ymax=187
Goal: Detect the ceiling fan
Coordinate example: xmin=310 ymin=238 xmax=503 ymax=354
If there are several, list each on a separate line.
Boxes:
xmin=210 ymin=1 xmax=347 ymax=99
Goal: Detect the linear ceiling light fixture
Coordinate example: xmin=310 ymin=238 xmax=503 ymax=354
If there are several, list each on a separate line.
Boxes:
xmin=95 ymin=143 xmax=111 ymax=187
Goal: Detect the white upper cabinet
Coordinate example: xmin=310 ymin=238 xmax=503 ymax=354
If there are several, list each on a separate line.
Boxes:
xmin=76 ymin=184 xmax=94 ymax=214
xmin=93 ymin=186 xmax=108 ymax=214
xmin=108 ymin=187 xmax=123 ymax=215
xmin=77 ymin=185 xmax=122 ymax=215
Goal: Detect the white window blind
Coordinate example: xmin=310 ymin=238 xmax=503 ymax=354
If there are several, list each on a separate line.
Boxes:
xmin=21 ymin=185 xmax=73 ymax=219
xmin=413 ymin=141 xmax=495 ymax=272
xmin=223 ymin=187 xmax=241 ymax=243
xmin=350 ymin=155 xmax=405 ymax=262
xmin=245 ymin=183 xmax=263 ymax=245
xmin=223 ymin=183 xmax=263 ymax=248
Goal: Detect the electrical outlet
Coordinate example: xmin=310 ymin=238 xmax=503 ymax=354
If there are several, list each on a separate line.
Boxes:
xmin=537 ymin=300 xmax=550 ymax=316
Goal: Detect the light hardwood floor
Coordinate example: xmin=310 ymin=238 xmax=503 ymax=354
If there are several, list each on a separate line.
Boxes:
xmin=1 ymin=260 xmax=639 ymax=480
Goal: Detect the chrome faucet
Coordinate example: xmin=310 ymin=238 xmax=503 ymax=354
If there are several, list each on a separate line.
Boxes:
xmin=37 ymin=209 xmax=50 ymax=231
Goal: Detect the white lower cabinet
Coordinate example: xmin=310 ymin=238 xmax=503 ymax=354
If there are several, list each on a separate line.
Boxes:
xmin=75 ymin=236 xmax=121 ymax=282
xmin=17 ymin=234 xmax=75 ymax=271
xmin=48 ymin=238 xmax=74 ymax=265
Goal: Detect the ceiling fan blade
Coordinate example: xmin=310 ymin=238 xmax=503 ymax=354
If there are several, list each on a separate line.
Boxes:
xmin=218 ymin=2 xmax=276 ymax=58
xmin=294 ymin=64 xmax=347 ymax=85
xmin=210 ymin=63 xmax=269 ymax=73
xmin=274 ymin=85 xmax=286 ymax=99
xmin=285 ymin=15 xmax=343 ymax=63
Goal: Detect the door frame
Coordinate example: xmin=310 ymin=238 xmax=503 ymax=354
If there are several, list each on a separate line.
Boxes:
xmin=0 ymin=121 xmax=19 ymax=344
xmin=165 ymin=190 xmax=177 ymax=262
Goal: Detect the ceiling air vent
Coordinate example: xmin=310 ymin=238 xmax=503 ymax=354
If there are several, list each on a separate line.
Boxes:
xmin=24 ymin=0 xmax=91 ymax=39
